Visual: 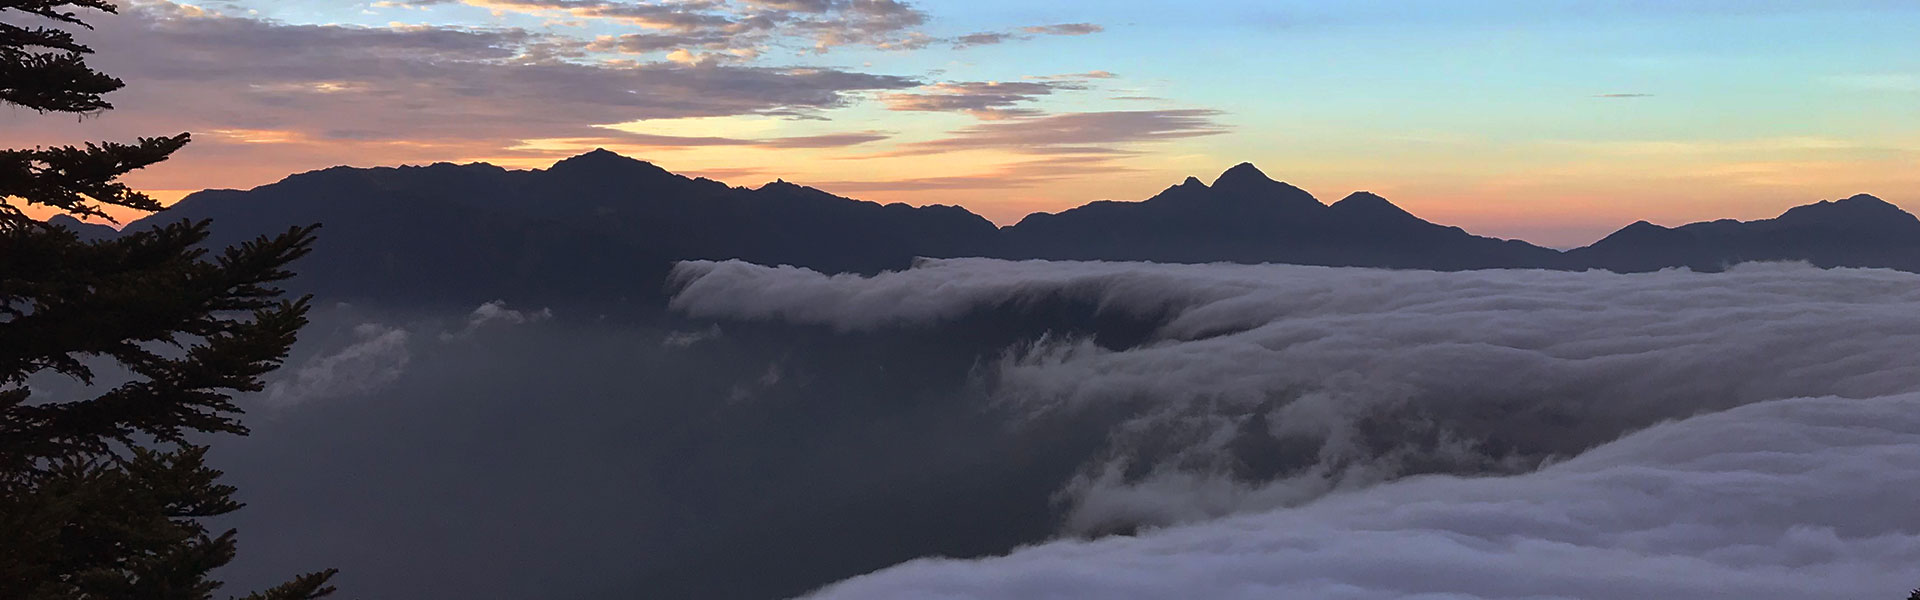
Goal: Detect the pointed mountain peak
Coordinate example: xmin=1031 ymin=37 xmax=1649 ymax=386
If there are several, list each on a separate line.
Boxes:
xmin=1151 ymin=176 xmax=1210 ymax=199
xmin=1196 ymin=162 xmax=1321 ymax=210
xmin=1213 ymin=162 xmax=1271 ymax=186
xmin=1329 ymin=191 xmax=1418 ymax=222
xmin=1588 ymin=219 xmax=1679 ymax=247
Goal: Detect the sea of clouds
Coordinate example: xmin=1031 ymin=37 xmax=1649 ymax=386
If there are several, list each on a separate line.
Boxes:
xmin=195 ymin=258 xmax=1920 ymax=598
xmin=669 ymin=258 xmax=1920 ymax=598
xmin=806 ymin=394 xmax=1920 ymax=599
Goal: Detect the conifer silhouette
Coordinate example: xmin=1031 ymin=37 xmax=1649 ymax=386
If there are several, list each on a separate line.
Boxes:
xmin=0 ymin=2 xmax=335 ymax=597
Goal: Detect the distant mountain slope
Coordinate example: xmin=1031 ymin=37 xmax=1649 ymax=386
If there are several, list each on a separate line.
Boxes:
xmin=999 ymin=163 xmax=1563 ymax=270
xmin=1565 ymin=194 xmax=1920 ymax=272
xmin=43 ymin=150 xmax=1912 ymax=308
xmin=44 ymin=214 xmax=120 ymax=242
xmin=117 ymin=149 xmax=999 ymax=307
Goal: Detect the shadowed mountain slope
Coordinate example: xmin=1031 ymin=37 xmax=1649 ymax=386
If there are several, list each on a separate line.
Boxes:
xmin=1565 ymin=194 xmax=1920 ymax=272
xmin=999 ymin=163 xmax=1563 ymax=269
xmin=117 ymin=149 xmax=999 ymax=307
xmin=46 ymin=150 xmax=1914 ymax=308
xmin=45 ymin=214 xmax=121 ymax=242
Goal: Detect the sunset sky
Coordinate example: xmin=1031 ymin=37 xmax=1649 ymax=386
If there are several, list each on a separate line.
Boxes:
xmin=6 ymin=0 xmax=1919 ymax=246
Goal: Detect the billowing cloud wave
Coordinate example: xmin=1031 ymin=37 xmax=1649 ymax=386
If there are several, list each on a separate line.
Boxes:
xmin=671 ymin=258 xmax=1920 ymax=540
xmin=806 ymin=393 xmax=1920 ymax=599
xmin=202 ymin=260 xmax=1920 ymax=599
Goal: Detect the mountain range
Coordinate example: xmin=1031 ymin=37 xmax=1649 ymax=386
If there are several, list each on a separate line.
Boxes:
xmin=48 ymin=149 xmax=1918 ymax=307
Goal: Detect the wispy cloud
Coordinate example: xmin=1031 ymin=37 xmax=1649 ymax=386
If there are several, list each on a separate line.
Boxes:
xmin=455 ymin=0 xmax=928 ymax=55
xmin=879 ymin=81 xmax=1077 ymax=120
xmin=265 ymin=323 xmax=412 ymax=409
xmin=1020 ymin=23 xmax=1102 ymax=36
xmin=814 ymin=154 xmax=1141 ymax=191
xmin=2 ymin=1 xmax=925 ymax=188
xmin=879 ymin=109 xmax=1229 ymax=157
xmin=801 ymin=109 xmax=1227 ymax=195
xmin=951 ymin=22 xmax=1105 ymax=48
xmin=440 ymin=300 xmax=553 ymax=341
xmin=551 ymin=128 xmax=893 ymax=149
xmin=1023 ymin=71 xmax=1116 ymax=81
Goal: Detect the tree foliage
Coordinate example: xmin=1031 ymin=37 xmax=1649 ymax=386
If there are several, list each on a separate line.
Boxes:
xmin=0 ymin=0 xmax=188 ymax=225
xmin=0 ymin=0 xmax=123 ymax=114
xmin=1 ymin=1 xmax=336 ymax=597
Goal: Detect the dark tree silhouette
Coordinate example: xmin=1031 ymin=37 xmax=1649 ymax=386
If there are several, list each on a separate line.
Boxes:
xmin=0 ymin=1 xmax=334 ymax=597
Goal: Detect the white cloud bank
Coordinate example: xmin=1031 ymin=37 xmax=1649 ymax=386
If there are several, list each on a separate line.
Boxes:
xmin=806 ymin=394 xmax=1920 ymax=600
xmin=675 ymin=259 xmax=1920 ymax=526
xmin=669 ymin=258 xmax=1920 ymax=597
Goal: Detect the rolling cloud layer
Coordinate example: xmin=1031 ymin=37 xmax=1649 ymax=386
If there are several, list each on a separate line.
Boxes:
xmin=807 ymin=393 xmax=1920 ymax=599
xmin=198 ymin=259 xmax=1920 ymax=598
xmin=668 ymin=258 xmax=1920 ymax=597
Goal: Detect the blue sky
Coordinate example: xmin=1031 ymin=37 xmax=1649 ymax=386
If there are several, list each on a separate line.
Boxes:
xmin=6 ymin=0 xmax=1917 ymax=245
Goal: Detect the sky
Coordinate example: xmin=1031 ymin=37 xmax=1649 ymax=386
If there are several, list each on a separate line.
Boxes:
xmin=5 ymin=0 xmax=1919 ymax=247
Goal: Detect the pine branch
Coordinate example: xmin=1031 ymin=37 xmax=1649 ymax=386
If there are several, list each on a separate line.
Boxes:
xmin=0 ymin=1 xmax=124 ymax=113
xmin=0 ymin=135 xmax=191 ymax=226
xmin=2 ymin=2 xmax=340 ymax=595
xmin=0 ymin=0 xmax=121 ymax=29
xmin=0 ymin=46 xmax=121 ymax=112
xmin=1 ymin=22 xmax=94 ymax=54
xmin=235 ymin=569 xmax=340 ymax=600
xmin=0 ymin=223 xmax=318 ymax=457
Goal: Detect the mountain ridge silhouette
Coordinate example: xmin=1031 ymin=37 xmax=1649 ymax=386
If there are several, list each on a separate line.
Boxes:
xmin=51 ymin=149 xmax=1920 ymax=307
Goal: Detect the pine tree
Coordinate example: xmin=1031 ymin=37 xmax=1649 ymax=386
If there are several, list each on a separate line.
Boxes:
xmin=1 ymin=1 xmax=336 ymax=597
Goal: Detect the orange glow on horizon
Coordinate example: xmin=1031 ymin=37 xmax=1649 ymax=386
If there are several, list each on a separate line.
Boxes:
xmin=17 ymin=141 xmax=1911 ymax=250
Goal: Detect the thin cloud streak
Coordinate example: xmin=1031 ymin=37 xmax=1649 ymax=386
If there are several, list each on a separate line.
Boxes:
xmin=874 ymin=109 xmax=1230 ymax=157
